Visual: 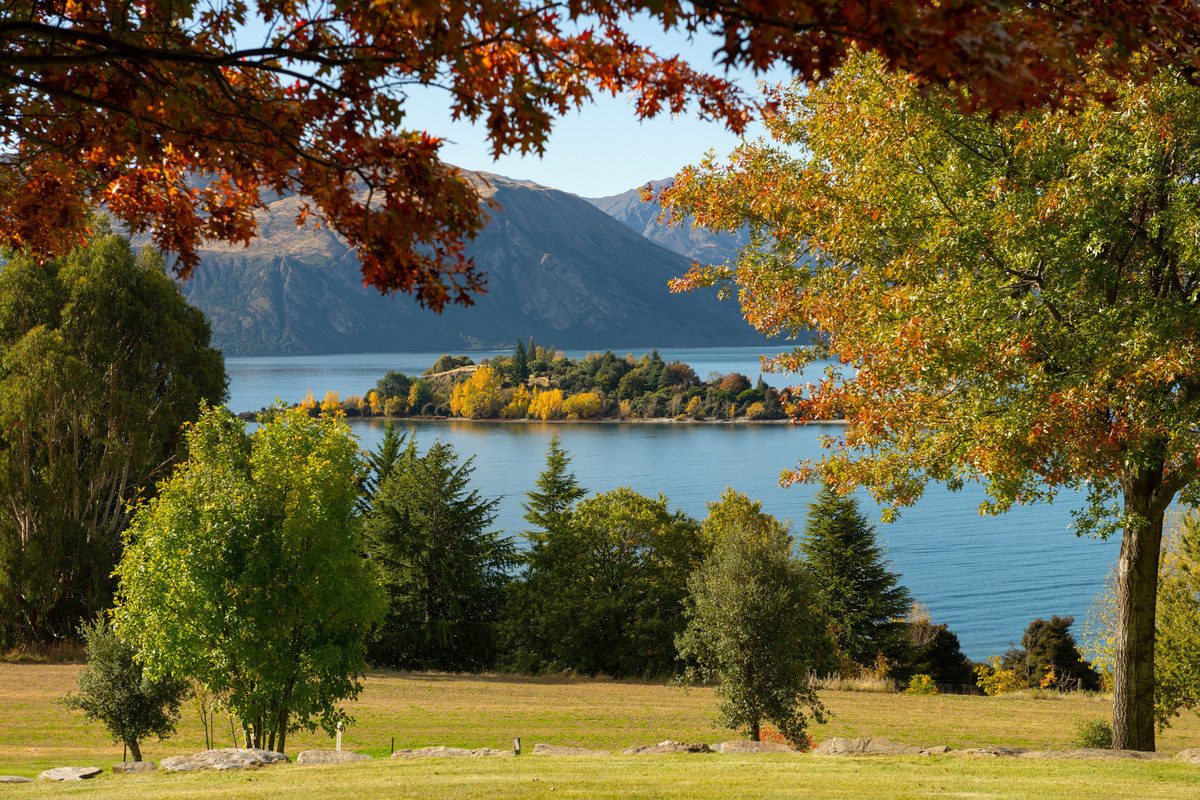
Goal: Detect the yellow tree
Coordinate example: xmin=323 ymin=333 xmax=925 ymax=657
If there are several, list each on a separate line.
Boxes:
xmin=449 ymin=366 xmax=504 ymax=419
xmin=528 ymin=389 xmax=565 ymax=421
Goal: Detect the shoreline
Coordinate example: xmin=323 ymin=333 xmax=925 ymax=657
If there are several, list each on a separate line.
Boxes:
xmin=236 ymin=410 xmax=848 ymax=426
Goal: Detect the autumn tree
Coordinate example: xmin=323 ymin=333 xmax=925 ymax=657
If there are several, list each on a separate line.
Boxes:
xmin=662 ymin=51 xmax=1200 ymax=750
xmin=449 ymin=366 xmax=505 ymax=419
xmin=0 ymin=228 xmax=225 ymax=646
xmin=114 ymin=407 xmax=382 ymax=753
xmin=6 ymin=0 xmax=1200 ymax=309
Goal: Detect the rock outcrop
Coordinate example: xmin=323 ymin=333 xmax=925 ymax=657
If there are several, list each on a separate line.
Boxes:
xmin=623 ymin=741 xmax=713 ymax=755
xmin=39 ymin=766 xmax=102 ymax=781
xmin=296 ymin=749 xmax=372 ymax=765
xmin=160 ymin=748 xmax=289 ymax=772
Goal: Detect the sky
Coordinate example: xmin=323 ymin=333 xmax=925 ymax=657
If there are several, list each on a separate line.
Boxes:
xmin=397 ymin=14 xmax=787 ymax=198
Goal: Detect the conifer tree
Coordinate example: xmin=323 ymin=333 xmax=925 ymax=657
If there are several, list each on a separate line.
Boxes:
xmin=501 ymin=436 xmax=587 ymax=672
xmin=358 ymin=422 xmax=407 ymax=512
xmin=364 ymin=440 xmax=514 ymax=670
xmin=523 ymin=435 xmax=586 ymax=536
xmin=801 ymin=484 xmax=912 ymax=669
xmin=512 ymin=339 xmax=530 ymax=384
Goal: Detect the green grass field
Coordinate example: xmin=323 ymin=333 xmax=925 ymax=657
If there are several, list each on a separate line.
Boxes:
xmin=2 ymin=664 xmax=1200 ymax=798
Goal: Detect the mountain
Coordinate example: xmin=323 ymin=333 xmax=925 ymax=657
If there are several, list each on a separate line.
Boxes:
xmin=586 ymin=179 xmax=750 ymax=266
xmin=178 ymin=173 xmax=761 ymax=356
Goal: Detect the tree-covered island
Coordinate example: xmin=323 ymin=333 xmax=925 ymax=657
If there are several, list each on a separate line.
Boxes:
xmin=250 ymin=342 xmax=808 ymax=423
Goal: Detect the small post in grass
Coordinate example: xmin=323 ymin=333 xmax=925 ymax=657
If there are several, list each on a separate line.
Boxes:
xmin=336 ymin=721 xmax=343 ymax=752
xmin=513 ymin=737 xmax=521 ymax=756
xmin=390 ymin=736 xmax=395 ymax=756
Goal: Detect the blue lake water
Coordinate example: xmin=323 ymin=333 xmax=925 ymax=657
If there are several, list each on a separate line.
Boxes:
xmin=225 ymin=347 xmax=1118 ymax=661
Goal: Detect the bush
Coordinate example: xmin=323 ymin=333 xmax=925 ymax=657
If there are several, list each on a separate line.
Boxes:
xmin=1075 ymin=718 xmax=1113 ymax=749
xmin=63 ymin=617 xmax=188 ymax=762
xmin=975 ymin=657 xmax=1022 ymax=695
xmin=905 ymin=674 xmax=939 ymax=695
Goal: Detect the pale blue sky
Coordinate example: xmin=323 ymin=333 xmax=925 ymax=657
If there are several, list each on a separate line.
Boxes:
xmin=398 ymin=14 xmax=787 ymax=198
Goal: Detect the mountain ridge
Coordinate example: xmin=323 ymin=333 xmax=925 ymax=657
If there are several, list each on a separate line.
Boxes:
xmin=178 ymin=172 xmax=761 ymax=356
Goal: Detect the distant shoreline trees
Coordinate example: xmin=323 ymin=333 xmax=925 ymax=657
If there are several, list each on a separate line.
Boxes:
xmin=257 ymin=347 xmax=795 ymax=424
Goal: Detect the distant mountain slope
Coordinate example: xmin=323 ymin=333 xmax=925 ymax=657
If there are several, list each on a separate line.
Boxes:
xmin=179 ymin=173 xmax=761 ymax=355
xmin=587 ymin=179 xmax=750 ymax=266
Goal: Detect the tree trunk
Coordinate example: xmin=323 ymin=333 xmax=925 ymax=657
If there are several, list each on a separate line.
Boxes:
xmin=1112 ymin=476 xmax=1166 ymax=751
xmin=126 ymin=738 xmax=142 ymax=762
xmin=750 ymin=718 xmax=761 ymax=742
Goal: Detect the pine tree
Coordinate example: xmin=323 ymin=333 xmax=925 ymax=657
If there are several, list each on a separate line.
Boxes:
xmin=801 ymin=484 xmax=912 ymax=669
xmin=501 ymin=436 xmax=588 ymax=672
xmin=512 ymin=339 xmax=530 ymax=384
xmin=364 ymin=440 xmax=514 ymax=670
xmin=358 ymin=421 xmax=406 ymax=512
xmin=523 ymin=435 xmax=586 ymax=536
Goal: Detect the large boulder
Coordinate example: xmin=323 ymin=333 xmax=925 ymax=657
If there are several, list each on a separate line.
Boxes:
xmin=161 ymin=748 xmax=289 ymax=772
xmin=39 ymin=767 xmax=102 ymax=781
xmin=297 ymin=749 xmax=372 ymax=765
xmin=1177 ymin=748 xmax=1200 ymax=763
xmin=622 ymin=741 xmax=713 ymax=755
xmin=814 ymin=737 xmax=941 ymax=756
xmin=714 ymin=740 xmax=798 ymax=754
xmin=112 ymin=761 xmax=156 ymax=774
xmin=532 ymin=744 xmax=610 ymax=756
xmin=392 ymin=746 xmax=511 ymax=758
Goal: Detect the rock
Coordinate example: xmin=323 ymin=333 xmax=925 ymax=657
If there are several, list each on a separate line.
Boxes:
xmin=958 ymin=746 xmax=1163 ymax=760
xmin=38 ymin=767 xmax=102 ymax=781
xmin=622 ymin=741 xmax=713 ymax=755
xmin=160 ymin=748 xmax=289 ymax=772
xmin=714 ymin=740 xmax=798 ymax=754
xmin=814 ymin=737 xmax=927 ymax=756
xmin=1177 ymin=748 xmax=1200 ymax=763
xmin=0 ymin=776 xmax=32 ymax=783
xmin=960 ymin=746 xmax=1028 ymax=758
xmin=391 ymin=746 xmax=512 ymax=759
xmin=921 ymin=745 xmax=951 ymax=755
xmin=531 ymin=744 xmax=611 ymax=756
xmin=296 ymin=749 xmax=372 ymax=765
xmin=112 ymin=761 xmax=156 ymax=773
xmin=1017 ymin=748 xmax=1166 ymax=761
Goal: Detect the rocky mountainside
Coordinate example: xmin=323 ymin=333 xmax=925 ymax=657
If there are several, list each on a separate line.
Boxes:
xmin=178 ymin=173 xmax=761 ymax=355
xmin=586 ymin=179 xmax=750 ymax=266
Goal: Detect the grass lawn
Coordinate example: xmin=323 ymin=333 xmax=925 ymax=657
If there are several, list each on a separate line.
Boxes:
xmin=2 ymin=664 xmax=1200 ymax=798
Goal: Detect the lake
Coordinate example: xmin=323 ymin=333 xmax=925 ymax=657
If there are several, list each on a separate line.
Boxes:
xmin=226 ymin=347 xmax=1119 ymax=661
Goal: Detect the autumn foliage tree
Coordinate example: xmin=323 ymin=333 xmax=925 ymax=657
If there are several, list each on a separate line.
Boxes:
xmin=663 ymin=51 xmax=1200 ymax=751
xmin=6 ymin=0 xmax=1200 ymax=308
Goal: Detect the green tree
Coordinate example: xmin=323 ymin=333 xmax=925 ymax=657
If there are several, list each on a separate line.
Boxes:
xmin=662 ymin=53 xmax=1200 ymax=748
xmin=501 ymin=436 xmax=587 ymax=671
xmin=801 ymin=485 xmax=911 ymax=670
xmin=114 ymin=407 xmax=382 ymax=753
xmin=64 ymin=616 xmax=187 ymax=762
xmin=528 ymin=488 xmax=706 ymax=677
xmin=359 ymin=421 xmax=407 ymax=512
xmin=375 ymin=370 xmax=413 ymax=401
xmin=512 ymin=339 xmax=530 ymax=384
xmin=0 ymin=229 xmax=226 ymax=646
xmin=1155 ymin=515 xmax=1200 ymax=727
xmin=677 ymin=489 xmax=829 ymax=743
xmin=365 ymin=439 xmax=515 ymax=670
xmin=895 ymin=603 xmax=976 ymax=688
xmin=1007 ymin=616 xmax=1101 ymax=691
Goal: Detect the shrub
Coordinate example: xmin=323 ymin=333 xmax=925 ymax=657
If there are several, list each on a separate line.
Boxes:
xmin=63 ymin=617 xmax=188 ymax=762
xmin=744 ymin=401 xmax=768 ymax=420
xmin=1075 ymin=718 xmax=1113 ymax=749
xmin=975 ymin=657 xmax=1022 ymax=695
xmin=905 ymin=674 xmax=939 ymax=695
